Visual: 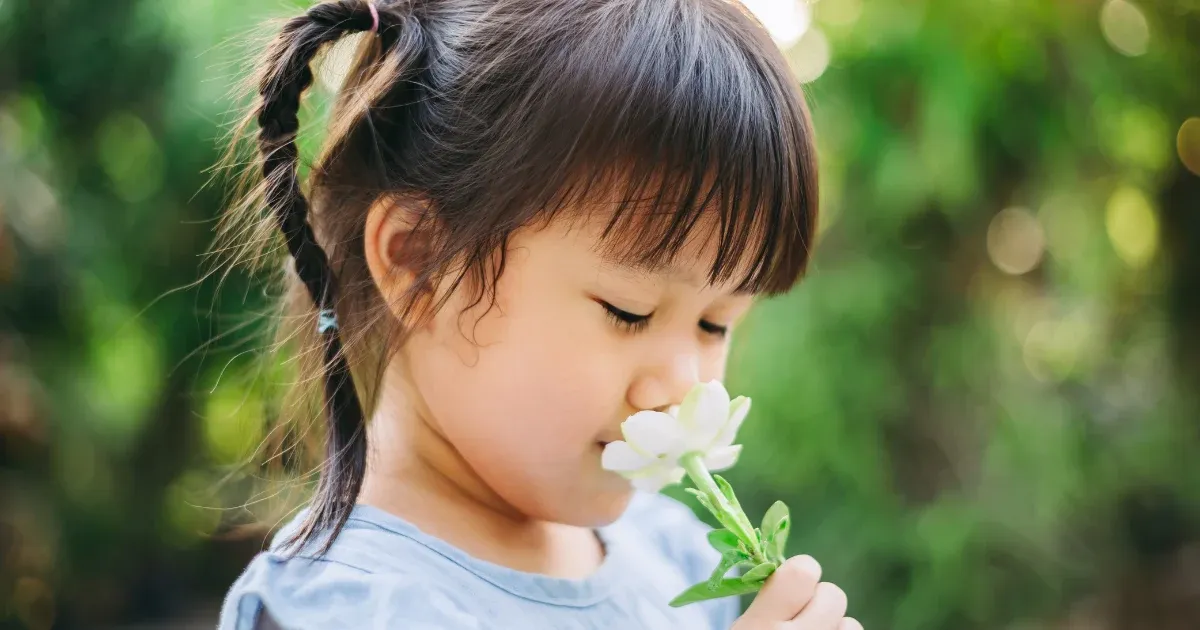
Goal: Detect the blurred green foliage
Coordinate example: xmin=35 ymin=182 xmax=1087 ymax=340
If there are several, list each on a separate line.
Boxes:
xmin=2 ymin=0 xmax=1199 ymax=628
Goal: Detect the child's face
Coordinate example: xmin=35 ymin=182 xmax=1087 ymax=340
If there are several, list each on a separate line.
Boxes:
xmin=396 ymin=212 xmax=754 ymax=527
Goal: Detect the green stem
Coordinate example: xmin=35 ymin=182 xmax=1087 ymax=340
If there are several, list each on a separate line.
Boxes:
xmin=680 ymin=453 xmax=766 ymax=562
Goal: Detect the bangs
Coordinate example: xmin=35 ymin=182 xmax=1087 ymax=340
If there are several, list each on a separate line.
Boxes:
xmin=469 ymin=0 xmax=819 ymax=295
xmin=349 ymin=0 xmax=818 ymax=295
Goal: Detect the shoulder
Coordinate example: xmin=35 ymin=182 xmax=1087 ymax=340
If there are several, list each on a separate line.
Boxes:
xmin=217 ymin=511 xmax=485 ymax=630
xmin=217 ymin=551 xmax=485 ymax=630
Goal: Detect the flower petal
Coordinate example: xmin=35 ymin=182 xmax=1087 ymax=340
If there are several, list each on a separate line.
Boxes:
xmin=713 ymin=396 xmax=751 ymax=449
xmin=675 ymin=382 xmax=707 ymax=430
xmin=630 ymin=465 xmax=686 ymax=493
xmin=601 ymin=441 xmax=654 ymax=473
xmin=703 ymin=444 xmax=743 ymax=472
xmin=680 ymin=381 xmax=730 ymax=452
xmin=621 ymin=410 xmax=685 ymax=458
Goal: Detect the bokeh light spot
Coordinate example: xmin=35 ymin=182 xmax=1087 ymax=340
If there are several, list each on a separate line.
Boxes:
xmin=163 ymin=471 xmax=222 ymax=548
xmin=58 ymin=435 xmax=102 ymax=508
xmin=742 ymin=0 xmax=812 ymax=48
xmin=8 ymin=94 xmax=47 ymax=157
xmin=816 ymin=0 xmax=862 ymax=27
xmin=789 ymin=27 xmax=831 ymax=83
xmin=1177 ymin=117 xmax=1200 ymax=176
xmin=203 ymin=374 xmax=265 ymax=464
xmin=1022 ymin=309 xmax=1098 ymax=383
xmin=987 ymin=207 xmax=1045 ymax=275
xmin=85 ymin=312 xmax=163 ymax=446
xmin=13 ymin=576 xmax=55 ymax=630
xmin=1105 ymin=185 xmax=1158 ymax=268
xmin=8 ymin=171 xmax=61 ymax=250
xmin=1038 ymin=194 xmax=1089 ymax=265
xmin=1101 ymin=105 xmax=1171 ymax=172
xmin=95 ymin=112 xmax=165 ymax=203
xmin=1100 ymin=0 xmax=1150 ymax=57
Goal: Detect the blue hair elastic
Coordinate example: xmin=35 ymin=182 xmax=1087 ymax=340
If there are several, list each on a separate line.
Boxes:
xmin=317 ymin=308 xmax=339 ymax=334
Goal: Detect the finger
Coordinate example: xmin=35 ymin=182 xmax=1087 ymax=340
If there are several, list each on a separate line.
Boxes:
xmin=838 ymin=617 xmax=863 ymax=630
xmin=788 ymin=582 xmax=847 ymax=627
xmin=740 ymin=555 xmax=822 ymax=622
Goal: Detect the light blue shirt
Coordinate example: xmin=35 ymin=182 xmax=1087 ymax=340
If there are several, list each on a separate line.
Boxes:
xmin=218 ymin=492 xmax=740 ymax=629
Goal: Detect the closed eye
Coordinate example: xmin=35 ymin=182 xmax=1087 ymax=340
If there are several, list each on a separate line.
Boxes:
xmin=599 ymin=301 xmax=652 ymax=332
xmin=597 ymin=299 xmax=731 ymax=339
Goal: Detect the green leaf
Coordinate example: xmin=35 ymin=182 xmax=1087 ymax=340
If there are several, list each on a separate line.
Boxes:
xmin=763 ymin=531 xmax=780 ymax=565
xmin=761 ymin=501 xmax=789 ymax=535
xmin=712 ymin=474 xmax=758 ymax=548
xmin=761 ymin=501 xmax=790 ymax=562
xmin=706 ymin=545 xmax=753 ymax=589
xmin=741 ymin=562 xmax=777 ymax=583
xmin=712 ymin=474 xmax=745 ymax=514
xmin=731 ymin=557 xmax=757 ymax=573
xmin=715 ymin=513 xmax=744 ymax=540
xmin=707 ymin=551 xmax=740 ymax=588
xmin=707 ymin=529 xmax=740 ymax=554
xmin=669 ymin=577 xmax=765 ymax=607
xmin=773 ymin=517 xmax=790 ymax=560
xmin=686 ymin=488 xmax=720 ymax=522
xmin=698 ymin=500 xmax=742 ymax=537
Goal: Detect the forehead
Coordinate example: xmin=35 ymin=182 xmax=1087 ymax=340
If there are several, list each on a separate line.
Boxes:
xmin=558 ymin=210 xmax=758 ymax=295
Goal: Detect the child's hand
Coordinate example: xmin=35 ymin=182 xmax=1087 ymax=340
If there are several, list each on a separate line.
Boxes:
xmin=731 ymin=556 xmax=861 ymax=630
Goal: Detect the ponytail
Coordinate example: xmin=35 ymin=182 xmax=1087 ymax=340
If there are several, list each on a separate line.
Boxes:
xmin=253 ymin=0 xmax=422 ymax=554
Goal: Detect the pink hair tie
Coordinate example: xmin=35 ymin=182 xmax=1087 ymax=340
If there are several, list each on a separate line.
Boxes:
xmin=367 ymin=2 xmax=380 ymax=34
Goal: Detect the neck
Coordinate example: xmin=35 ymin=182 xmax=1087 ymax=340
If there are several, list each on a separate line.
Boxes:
xmin=358 ymin=362 xmax=604 ymax=579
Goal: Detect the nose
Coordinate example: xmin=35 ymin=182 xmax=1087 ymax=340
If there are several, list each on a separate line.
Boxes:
xmin=626 ymin=349 xmax=700 ymax=413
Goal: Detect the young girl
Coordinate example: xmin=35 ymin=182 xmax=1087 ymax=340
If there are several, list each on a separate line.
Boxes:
xmin=217 ymin=0 xmax=858 ymax=628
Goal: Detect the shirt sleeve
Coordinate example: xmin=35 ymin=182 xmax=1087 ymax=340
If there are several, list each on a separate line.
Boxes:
xmin=217 ymin=551 xmax=486 ymax=630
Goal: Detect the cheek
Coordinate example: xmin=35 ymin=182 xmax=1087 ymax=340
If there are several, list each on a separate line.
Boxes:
xmin=414 ymin=291 xmax=621 ymax=455
xmin=409 ymin=297 xmax=633 ymax=523
xmin=704 ymin=342 xmax=731 ymax=382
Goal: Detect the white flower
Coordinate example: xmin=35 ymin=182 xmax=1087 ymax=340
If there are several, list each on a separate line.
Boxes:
xmin=601 ymin=380 xmax=750 ymax=493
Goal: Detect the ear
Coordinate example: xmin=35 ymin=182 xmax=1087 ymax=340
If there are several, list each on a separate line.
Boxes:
xmin=364 ymin=194 xmax=434 ymax=326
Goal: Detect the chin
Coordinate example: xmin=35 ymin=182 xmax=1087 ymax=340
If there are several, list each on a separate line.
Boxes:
xmin=590 ymin=484 xmax=637 ymax=526
xmin=548 ymin=484 xmax=636 ymax=528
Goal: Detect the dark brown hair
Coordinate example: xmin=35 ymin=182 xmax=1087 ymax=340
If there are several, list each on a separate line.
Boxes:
xmin=217 ymin=0 xmax=819 ymax=554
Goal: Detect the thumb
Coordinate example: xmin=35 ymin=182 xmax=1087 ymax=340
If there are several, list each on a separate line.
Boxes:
xmin=737 ymin=556 xmax=822 ymax=623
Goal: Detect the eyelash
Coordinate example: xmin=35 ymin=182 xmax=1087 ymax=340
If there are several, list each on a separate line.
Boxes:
xmin=699 ymin=320 xmax=729 ymax=338
xmin=599 ymin=302 xmax=728 ymax=338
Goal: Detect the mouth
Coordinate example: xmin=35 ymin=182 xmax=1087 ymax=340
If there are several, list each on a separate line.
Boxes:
xmin=595 ymin=439 xmax=622 ymax=453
